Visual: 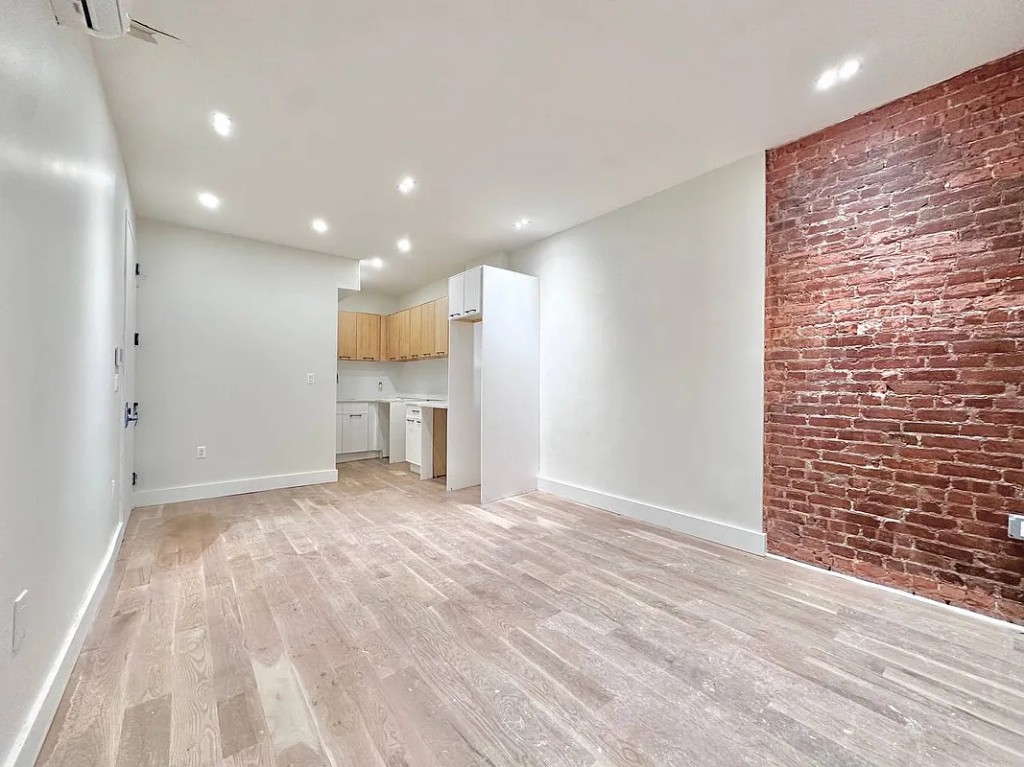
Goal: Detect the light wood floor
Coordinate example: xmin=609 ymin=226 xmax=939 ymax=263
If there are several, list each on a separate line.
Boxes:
xmin=37 ymin=460 xmax=1024 ymax=767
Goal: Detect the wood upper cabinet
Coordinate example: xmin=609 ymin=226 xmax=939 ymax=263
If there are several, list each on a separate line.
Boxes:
xmin=391 ymin=313 xmax=401 ymax=360
xmin=338 ymin=312 xmax=357 ymax=359
xmin=356 ymin=313 xmax=381 ymax=360
xmin=397 ymin=309 xmax=411 ymax=359
xmin=339 ymin=311 xmax=381 ymax=360
xmin=342 ymin=302 xmax=448 ymax=363
xmin=433 ymin=297 xmax=448 ymax=357
xmin=409 ymin=305 xmax=423 ymax=358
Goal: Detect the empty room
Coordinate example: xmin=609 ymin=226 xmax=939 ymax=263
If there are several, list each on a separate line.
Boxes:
xmin=3 ymin=1 xmax=1024 ymax=765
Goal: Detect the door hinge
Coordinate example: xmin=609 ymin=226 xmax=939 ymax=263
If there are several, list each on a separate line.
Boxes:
xmin=134 ymin=332 xmax=139 ymax=346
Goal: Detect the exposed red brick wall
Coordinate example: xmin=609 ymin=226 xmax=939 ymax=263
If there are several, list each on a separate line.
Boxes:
xmin=764 ymin=50 xmax=1024 ymax=624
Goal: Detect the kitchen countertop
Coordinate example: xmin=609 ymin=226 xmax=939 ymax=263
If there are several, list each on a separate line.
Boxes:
xmin=337 ymin=396 xmax=446 ymax=404
xmin=407 ymin=400 xmax=448 ymax=409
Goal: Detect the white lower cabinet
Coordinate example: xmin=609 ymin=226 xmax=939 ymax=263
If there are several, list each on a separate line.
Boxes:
xmin=339 ymin=402 xmax=370 ymax=454
xmin=405 ymin=407 xmax=422 ymax=465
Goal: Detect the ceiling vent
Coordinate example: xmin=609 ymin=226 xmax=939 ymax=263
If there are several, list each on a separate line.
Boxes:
xmin=50 ymin=0 xmax=179 ymax=44
xmin=51 ymin=0 xmax=133 ymax=39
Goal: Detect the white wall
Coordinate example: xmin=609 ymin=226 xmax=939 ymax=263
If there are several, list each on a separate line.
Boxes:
xmin=396 ymin=277 xmax=447 ymax=310
xmin=510 ymin=153 xmax=766 ymax=553
xmin=0 ymin=8 xmax=133 ymax=767
xmin=393 ymin=358 xmax=449 ymax=397
xmin=134 ymin=220 xmax=359 ymax=505
xmin=338 ymin=291 xmax=398 ymax=314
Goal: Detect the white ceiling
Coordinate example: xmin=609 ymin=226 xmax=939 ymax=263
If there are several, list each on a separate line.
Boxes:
xmin=93 ymin=1 xmax=1024 ymax=295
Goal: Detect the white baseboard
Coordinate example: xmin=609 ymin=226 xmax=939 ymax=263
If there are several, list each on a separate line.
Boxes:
xmin=336 ymin=451 xmax=382 ymax=464
xmin=767 ymin=554 xmax=1022 ymax=631
xmin=537 ymin=477 xmax=766 ymax=556
xmin=3 ymin=520 xmax=125 ymax=767
xmin=132 ymin=469 xmax=338 ymax=508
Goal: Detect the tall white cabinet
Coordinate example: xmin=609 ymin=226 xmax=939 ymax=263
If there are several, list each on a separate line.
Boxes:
xmin=447 ymin=266 xmax=539 ymax=503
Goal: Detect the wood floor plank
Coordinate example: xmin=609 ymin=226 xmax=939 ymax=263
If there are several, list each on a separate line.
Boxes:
xmin=37 ymin=458 xmax=1024 ymax=767
xmin=115 ymin=694 xmax=172 ymax=767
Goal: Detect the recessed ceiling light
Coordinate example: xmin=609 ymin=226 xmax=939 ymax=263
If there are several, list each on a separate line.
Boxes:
xmin=838 ymin=58 xmax=861 ymax=81
xmin=361 ymin=257 xmax=384 ymax=269
xmin=197 ymin=191 xmax=221 ymax=210
xmin=396 ymin=237 xmax=412 ymax=253
xmin=211 ymin=112 xmax=233 ymax=137
xmin=816 ymin=67 xmax=839 ymax=91
xmin=397 ymin=176 xmax=417 ymax=195
xmin=311 ymin=218 xmax=329 ymax=234
xmin=513 ymin=218 xmax=531 ymax=230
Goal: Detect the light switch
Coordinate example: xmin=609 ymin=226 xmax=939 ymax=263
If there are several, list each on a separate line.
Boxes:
xmin=307 ymin=372 xmax=315 ymax=384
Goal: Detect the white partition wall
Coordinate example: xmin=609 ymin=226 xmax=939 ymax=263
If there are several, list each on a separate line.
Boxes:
xmin=447 ymin=320 xmax=482 ymax=490
xmin=446 ymin=266 xmax=539 ymax=501
xmin=480 ymin=269 xmax=540 ymax=502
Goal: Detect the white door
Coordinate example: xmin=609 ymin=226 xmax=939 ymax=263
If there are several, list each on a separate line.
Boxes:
xmin=448 ymin=272 xmax=465 ymax=318
xmin=405 ymin=417 xmax=421 ymax=465
xmin=463 ymin=266 xmax=482 ymax=317
xmin=342 ymin=413 xmax=369 ymax=453
xmin=118 ymin=212 xmax=138 ymax=523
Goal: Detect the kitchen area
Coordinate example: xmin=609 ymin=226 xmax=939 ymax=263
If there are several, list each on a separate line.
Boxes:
xmin=335 ymin=282 xmax=455 ymax=479
xmin=336 ymin=265 xmax=538 ymax=501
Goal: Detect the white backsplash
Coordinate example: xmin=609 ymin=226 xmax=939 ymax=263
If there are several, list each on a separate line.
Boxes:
xmin=336 ymin=361 xmax=399 ymax=399
xmin=394 ymin=358 xmax=448 ymax=398
xmin=337 ymin=358 xmax=448 ymax=400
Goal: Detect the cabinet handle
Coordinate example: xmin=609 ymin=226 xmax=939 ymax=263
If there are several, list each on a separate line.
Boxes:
xmin=349 ymin=414 xmax=363 ymax=418
xmin=362 ymin=357 xmax=374 ymax=360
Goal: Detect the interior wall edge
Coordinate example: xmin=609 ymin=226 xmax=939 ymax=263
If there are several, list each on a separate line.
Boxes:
xmin=132 ymin=469 xmax=339 ymax=508
xmin=537 ymin=477 xmax=767 ymax=556
xmin=2 ymin=520 xmax=126 ymax=767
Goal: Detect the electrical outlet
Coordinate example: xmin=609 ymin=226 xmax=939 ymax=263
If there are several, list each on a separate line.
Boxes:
xmin=307 ymin=372 xmax=315 ymax=384
xmin=12 ymin=590 xmax=27 ymax=654
xmin=1009 ymin=515 xmax=1024 ymax=542
xmin=196 ymin=445 xmax=207 ymax=459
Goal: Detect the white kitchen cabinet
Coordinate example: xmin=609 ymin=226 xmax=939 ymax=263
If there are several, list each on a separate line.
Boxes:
xmin=340 ymin=402 xmax=370 ymax=454
xmin=447 ymin=272 xmax=464 ymax=319
xmin=448 ymin=266 xmax=482 ymax=321
xmin=405 ymin=406 xmax=422 ymax=466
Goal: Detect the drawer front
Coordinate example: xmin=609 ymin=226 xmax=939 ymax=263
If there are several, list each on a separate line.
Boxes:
xmin=341 ymin=402 xmax=370 ymax=415
xmin=407 ymin=406 xmax=422 ymax=419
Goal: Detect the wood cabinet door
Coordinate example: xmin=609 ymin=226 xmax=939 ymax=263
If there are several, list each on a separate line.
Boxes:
xmin=419 ymin=301 xmax=434 ymax=357
xmin=380 ymin=314 xmax=389 ymax=361
xmin=398 ymin=309 xmax=411 ymax=359
xmin=356 ymin=313 xmax=380 ymax=360
xmin=409 ymin=305 xmax=423 ymax=358
xmin=433 ymin=297 xmax=448 ymax=356
xmin=388 ymin=313 xmax=400 ymax=360
xmin=338 ymin=312 xmax=358 ymax=359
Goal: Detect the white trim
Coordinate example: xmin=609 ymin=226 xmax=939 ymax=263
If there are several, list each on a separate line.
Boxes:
xmin=537 ymin=477 xmax=766 ymax=556
xmin=132 ymin=469 xmax=338 ymax=507
xmin=335 ymin=451 xmax=381 ymax=464
xmin=4 ymin=520 xmax=125 ymax=767
xmin=767 ymin=554 xmax=1022 ymax=631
